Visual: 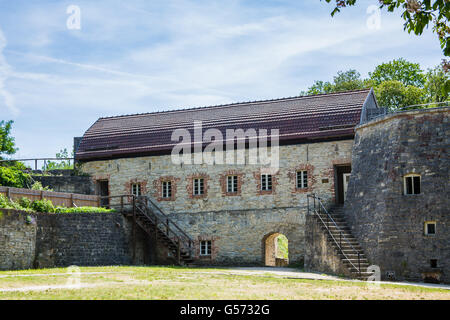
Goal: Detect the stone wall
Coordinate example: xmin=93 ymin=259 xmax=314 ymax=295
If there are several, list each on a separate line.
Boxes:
xmin=344 ymin=107 xmax=449 ymax=283
xmin=32 ymin=174 xmax=95 ymax=195
xmin=0 ymin=211 xmax=155 ymax=270
xmin=80 ymin=140 xmax=354 ymax=265
xmin=0 ymin=210 xmax=36 ymax=270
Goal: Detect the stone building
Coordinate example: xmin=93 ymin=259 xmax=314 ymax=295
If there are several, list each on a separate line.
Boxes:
xmin=75 ymin=89 xmax=378 ymax=266
xmin=73 ymin=88 xmax=449 ymax=283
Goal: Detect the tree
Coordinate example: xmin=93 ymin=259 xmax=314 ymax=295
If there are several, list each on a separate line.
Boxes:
xmin=324 ymin=1 xmax=450 ymax=60
xmin=301 ymin=69 xmax=367 ymax=95
xmin=45 ymin=148 xmax=74 ymax=170
xmin=0 ymin=120 xmax=17 ymax=160
xmin=424 ymin=64 xmax=450 ymax=103
xmin=369 ymin=58 xmax=426 ymax=87
xmin=374 ymin=80 xmax=425 ymax=110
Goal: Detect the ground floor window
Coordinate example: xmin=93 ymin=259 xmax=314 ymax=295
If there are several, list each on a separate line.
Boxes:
xmin=131 ymin=183 xmax=142 ymax=197
xmin=200 ymin=240 xmax=212 ymax=256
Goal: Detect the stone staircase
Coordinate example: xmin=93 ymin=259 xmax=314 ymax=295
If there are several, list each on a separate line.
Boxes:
xmin=312 ymin=202 xmax=372 ymax=280
xmin=132 ymin=196 xmax=195 ymax=265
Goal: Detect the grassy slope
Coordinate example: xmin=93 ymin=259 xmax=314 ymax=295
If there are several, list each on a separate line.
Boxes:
xmin=0 ymin=266 xmax=449 ymax=300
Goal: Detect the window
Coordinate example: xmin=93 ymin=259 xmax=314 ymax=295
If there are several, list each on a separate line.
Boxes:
xmin=261 ymin=174 xmax=272 ymax=191
xmin=425 ymin=222 xmax=436 ymax=235
xmin=227 ymin=175 xmax=238 ymax=193
xmin=404 ymin=174 xmax=421 ymax=195
xmin=296 ymin=171 xmax=308 ymax=189
xmin=193 ymin=178 xmax=204 ymax=195
xmin=162 ymin=181 xmax=172 ymax=199
xmin=430 ymin=259 xmax=438 ymax=268
xmin=200 ymin=240 xmax=212 ymax=256
xmin=131 ymin=183 xmax=142 ymax=197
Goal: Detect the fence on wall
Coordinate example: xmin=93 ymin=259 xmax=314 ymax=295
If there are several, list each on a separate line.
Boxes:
xmin=0 ymin=186 xmax=99 ymax=208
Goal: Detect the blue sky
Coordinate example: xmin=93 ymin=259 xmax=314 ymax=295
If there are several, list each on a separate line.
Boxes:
xmin=0 ymin=0 xmax=444 ymax=160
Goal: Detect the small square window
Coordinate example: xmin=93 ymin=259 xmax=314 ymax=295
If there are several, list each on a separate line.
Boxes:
xmin=404 ymin=174 xmax=421 ymax=195
xmin=193 ymin=178 xmax=204 ymax=195
xmin=425 ymin=222 xmax=436 ymax=235
xmin=200 ymin=240 xmax=212 ymax=256
xmin=227 ymin=175 xmax=238 ymax=193
xmin=162 ymin=181 xmax=172 ymax=198
xmin=131 ymin=183 xmax=142 ymax=197
xmin=296 ymin=171 xmax=308 ymax=189
xmin=430 ymin=259 xmax=438 ymax=268
xmin=261 ymin=174 xmax=272 ymax=191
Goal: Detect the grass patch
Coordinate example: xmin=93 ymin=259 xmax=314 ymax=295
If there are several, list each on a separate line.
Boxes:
xmin=0 ymin=266 xmax=448 ymax=300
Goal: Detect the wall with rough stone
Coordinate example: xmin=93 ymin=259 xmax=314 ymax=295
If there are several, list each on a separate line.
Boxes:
xmin=32 ymin=174 xmax=95 ymax=195
xmin=80 ymin=140 xmax=354 ymax=264
xmin=0 ymin=210 xmax=37 ymax=270
xmin=344 ymin=107 xmax=449 ymax=283
xmin=304 ymin=214 xmax=353 ymax=277
xmin=0 ymin=211 xmax=156 ymax=270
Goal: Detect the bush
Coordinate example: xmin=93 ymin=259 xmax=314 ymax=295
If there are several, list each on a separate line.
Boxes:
xmin=0 ymin=194 xmax=11 ymax=208
xmin=31 ymin=199 xmax=55 ymax=213
xmin=18 ymin=197 xmax=32 ymax=209
xmin=0 ymin=166 xmax=31 ymax=188
xmin=31 ymin=181 xmax=53 ymax=191
xmin=54 ymin=206 xmax=116 ymax=214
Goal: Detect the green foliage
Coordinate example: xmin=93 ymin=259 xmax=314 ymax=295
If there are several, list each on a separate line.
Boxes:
xmin=375 ymin=80 xmax=425 ymax=110
xmin=0 ymin=120 xmax=17 ymax=159
xmin=18 ymin=197 xmax=32 ymax=209
xmin=0 ymin=166 xmax=31 ymax=188
xmin=276 ymin=234 xmax=289 ymax=259
xmin=324 ymin=0 xmax=450 ymax=58
xmin=425 ymin=65 xmax=450 ymax=103
xmin=301 ymin=69 xmax=367 ymax=95
xmin=369 ymin=58 xmax=426 ymax=87
xmin=45 ymin=148 xmax=74 ymax=170
xmin=31 ymin=181 xmax=53 ymax=192
xmin=31 ymin=199 xmax=55 ymax=213
xmin=54 ymin=206 xmax=116 ymax=214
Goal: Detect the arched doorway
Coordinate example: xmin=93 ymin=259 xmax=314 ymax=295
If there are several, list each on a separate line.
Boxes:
xmin=263 ymin=233 xmax=289 ymax=267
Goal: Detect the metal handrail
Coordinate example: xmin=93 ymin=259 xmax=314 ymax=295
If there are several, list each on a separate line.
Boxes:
xmin=307 ymin=194 xmax=362 ymax=275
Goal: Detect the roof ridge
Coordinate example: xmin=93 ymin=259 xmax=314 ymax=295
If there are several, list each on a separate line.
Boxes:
xmin=98 ymin=88 xmax=371 ymax=120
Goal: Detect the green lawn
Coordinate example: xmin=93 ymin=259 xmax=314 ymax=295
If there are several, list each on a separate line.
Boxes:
xmin=0 ymin=266 xmax=449 ymax=300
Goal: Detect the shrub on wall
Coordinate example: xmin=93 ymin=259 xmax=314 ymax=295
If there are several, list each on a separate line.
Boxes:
xmin=0 ymin=166 xmax=30 ymax=188
xmin=31 ymin=199 xmax=55 ymax=213
xmin=54 ymin=207 xmax=116 ymax=214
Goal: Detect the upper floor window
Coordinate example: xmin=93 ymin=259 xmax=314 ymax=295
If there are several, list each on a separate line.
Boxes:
xmin=200 ymin=240 xmax=212 ymax=256
xmin=227 ymin=175 xmax=238 ymax=193
xmin=425 ymin=221 xmax=436 ymax=235
xmin=261 ymin=174 xmax=272 ymax=191
xmin=193 ymin=178 xmax=204 ymax=196
xmin=131 ymin=183 xmax=142 ymax=197
xmin=296 ymin=170 xmax=308 ymax=189
xmin=404 ymin=174 xmax=421 ymax=195
xmin=162 ymin=181 xmax=172 ymax=199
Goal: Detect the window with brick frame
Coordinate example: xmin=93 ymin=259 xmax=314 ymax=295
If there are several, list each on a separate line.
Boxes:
xmin=296 ymin=170 xmax=308 ymax=189
xmin=200 ymin=240 xmax=212 ymax=256
xmin=425 ymin=221 xmax=436 ymax=235
xmin=261 ymin=174 xmax=272 ymax=191
xmin=193 ymin=178 xmax=204 ymax=195
xmin=227 ymin=175 xmax=238 ymax=193
xmin=162 ymin=181 xmax=172 ymax=199
xmin=131 ymin=183 xmax=142 ymax=197
xmin=404 ymin=174 xmax=421 ymax=195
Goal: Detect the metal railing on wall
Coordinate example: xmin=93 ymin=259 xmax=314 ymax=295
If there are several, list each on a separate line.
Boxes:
xmin=0 ymin=158 xmax=75 ymax=171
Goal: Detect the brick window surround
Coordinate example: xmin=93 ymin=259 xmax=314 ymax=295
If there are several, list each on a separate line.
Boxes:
xmin=186 ymin=173 xmax=210 ymax=199
xmin=152 ymin=176 xmax=179 ymax=201
xmin=219 ymin=170 xmax=244 ymax=196
xmin=253 ymin=170 xmax=279 ymax=195
xmin=124 ymin=179 xmax=148 ymax=201
xmin=287 ymin=164 xmax=316 ymax=193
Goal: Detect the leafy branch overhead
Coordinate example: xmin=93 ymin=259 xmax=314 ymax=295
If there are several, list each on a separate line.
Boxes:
xmin=324 ymin=0 xmax=450 ymax=64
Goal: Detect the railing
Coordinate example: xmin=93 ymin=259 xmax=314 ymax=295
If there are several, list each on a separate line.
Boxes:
xmin=307 ymin=194 xmax=361 ymax=276
xmin=99 ymin=194 xmax=194 ymax=265
xmin=363 ymin=101 xmax=450 ymax=123
xmin=0 ymin=158 xmax=74 ymax=171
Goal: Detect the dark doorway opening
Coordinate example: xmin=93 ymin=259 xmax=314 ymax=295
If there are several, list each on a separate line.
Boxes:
xmin=97 ymin=180 xmax=109 ymax=207
xmin=334 ymin=165 xmax=351 ymax=204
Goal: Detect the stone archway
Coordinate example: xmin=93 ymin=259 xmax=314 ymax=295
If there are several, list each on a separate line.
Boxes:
xmin=262 ymin=232 xmax=289 ymax=267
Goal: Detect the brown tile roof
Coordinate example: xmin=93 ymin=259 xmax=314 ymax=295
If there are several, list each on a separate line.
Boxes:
xmin=76 ymin=89 xmax=373 ymax=161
